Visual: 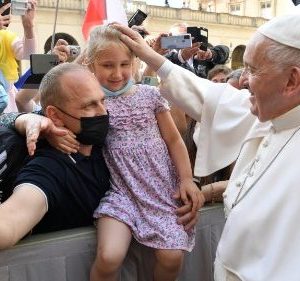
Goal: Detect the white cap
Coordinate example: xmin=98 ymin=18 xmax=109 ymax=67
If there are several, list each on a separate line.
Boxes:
xmin=258 ymin=6 xmax=300 ymax=49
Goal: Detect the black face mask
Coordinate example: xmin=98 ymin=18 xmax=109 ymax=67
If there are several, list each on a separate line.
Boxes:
xmin=56 ymin=107 xmax=109 ymax=146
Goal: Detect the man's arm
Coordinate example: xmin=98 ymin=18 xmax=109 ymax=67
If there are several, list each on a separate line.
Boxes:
xmin=15 ymin=113 xmax=68 ymax=156
xmin=0 ymin=112 xmax=24 ymax=128
xmin=0 ymin=112 xmax=67 ymax=155
xmin=0 ymin=185 xmax=47 ymax=249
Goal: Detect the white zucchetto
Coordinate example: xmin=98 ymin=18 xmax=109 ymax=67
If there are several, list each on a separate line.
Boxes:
xmin=258 ymin=6 xmax=300 ymax=49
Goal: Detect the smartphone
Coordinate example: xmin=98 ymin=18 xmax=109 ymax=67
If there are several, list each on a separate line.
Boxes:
xmin=30 ymin=54 xmax=59 ymax=75
xmin=128 ymin=9 xmax=147 ymax=28
xmin=0 ymin=0 xmax=11 ymax=17
xmin=160 ymin=34 xmax=192 ymax=50
xmin=187 ymin=26 xmax=208 ymax=51
xmin=11 ymin=0 xmax=28 ymax=16
xmin=199 ymin=27 xmax=208 ymax=51
xmin=187 ymin=26 xmax=200 ymax=43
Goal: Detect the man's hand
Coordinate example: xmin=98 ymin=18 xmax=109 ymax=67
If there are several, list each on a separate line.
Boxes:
xmin=130 ymin=25 xmax=150 ymax=38
xmin=113 ymin=23 xmax=166 ymax=71
xmin=194 ymin=48 xmax=213 ymax=61
xmin=21 ymin=0 xmax=37 ymax=39
xmin=15 ymin=113 xmax=68 ymax=156
xmin=47 ymin=129 xmax=80 ymax=154
xmin=52 ymin=39 xmax=70 ymax=63
xmin=175 ymin=203 xmax=198 ymax=231
xmin=174 ymin=179 xmax=205 ymax=230
xmin=149 ymin=33 xmax=169 ymax=56
xmin=180 ymin=42 xmax=201 ymax=61
xmin=0 ymin=3 xmax=11 ymax=29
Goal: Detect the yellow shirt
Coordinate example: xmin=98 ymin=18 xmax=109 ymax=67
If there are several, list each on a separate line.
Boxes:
xmin=0 ymin=30 xmax=18 ymax=82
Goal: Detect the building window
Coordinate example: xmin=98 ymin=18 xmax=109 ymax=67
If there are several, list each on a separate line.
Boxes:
xmin=260 ymin=1 xmax=272 ymax=19
xmin=229 ymin=4 xmax=241 ymax=15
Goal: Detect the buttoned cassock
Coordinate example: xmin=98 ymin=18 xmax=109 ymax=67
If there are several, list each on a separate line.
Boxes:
xmin=157 ymin=60 xmax=300 ymax=280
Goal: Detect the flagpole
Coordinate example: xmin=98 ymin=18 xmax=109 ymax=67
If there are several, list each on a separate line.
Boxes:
xmin=50 ymin=0 xmax=60 ymax=52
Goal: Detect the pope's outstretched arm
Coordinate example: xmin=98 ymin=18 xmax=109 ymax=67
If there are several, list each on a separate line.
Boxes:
xmin=113 ymin=24 xmax=260 ymax=178
xmin=114 ymin=24 xmax=221 ymax=122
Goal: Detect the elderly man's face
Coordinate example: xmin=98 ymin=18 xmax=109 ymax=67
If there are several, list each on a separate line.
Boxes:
xmin=243 ymin=35 xmax=291 ymax=122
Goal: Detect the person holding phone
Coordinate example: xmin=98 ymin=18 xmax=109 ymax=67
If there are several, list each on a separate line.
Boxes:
xmin=0 ymin=0 xmax=37 ymax=113
xmin=165 ymin=22 xmax=229 ymax=79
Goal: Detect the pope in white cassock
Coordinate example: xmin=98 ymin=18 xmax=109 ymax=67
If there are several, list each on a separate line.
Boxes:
xmin=115 ymin=7 xmax=300 ymax=281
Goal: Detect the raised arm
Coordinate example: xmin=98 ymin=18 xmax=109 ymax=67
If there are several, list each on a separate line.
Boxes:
xmin=113 ymin=24 xmax=220 ymax=122
xmin=0 ymin=112 xmax=67 ymax=155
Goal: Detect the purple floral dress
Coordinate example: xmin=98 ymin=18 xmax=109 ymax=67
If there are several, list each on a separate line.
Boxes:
xmin=94 ymin=84 xmax=195 ymax=251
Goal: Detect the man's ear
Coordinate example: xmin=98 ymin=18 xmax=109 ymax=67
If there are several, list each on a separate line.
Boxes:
xmin=286 ymin=66 xmax=300 ymax=99
xmin=45 ymin=106 xmax=64 ymax=127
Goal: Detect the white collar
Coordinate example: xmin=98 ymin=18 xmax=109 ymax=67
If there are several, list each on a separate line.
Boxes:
xmin=271 ymin=105 xmax=300 ymax=132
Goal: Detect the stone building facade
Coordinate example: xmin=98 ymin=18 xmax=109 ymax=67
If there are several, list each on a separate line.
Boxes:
xmin=9 ymin=0 xmax=295 ymax=71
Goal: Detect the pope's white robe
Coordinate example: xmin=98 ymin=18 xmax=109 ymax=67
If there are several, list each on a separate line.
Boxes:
xmin=157 ymin=60 xmax=300 ymax=281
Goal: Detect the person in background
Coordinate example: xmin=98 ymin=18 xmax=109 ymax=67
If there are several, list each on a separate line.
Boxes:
xmin=0 ymin=70 xmax=8 ymax=113
xmin=226 ymin=68 xmax=244 ymax=89
xmin=0 ymin=0 xmax=37 ymax=113
xmin=207 ymin=64 xmax=232 ymax=83
xmin=166 ymin=23 xmax=230 ymax=79
xmin=15 ymin=39 xmax=74 ymax=112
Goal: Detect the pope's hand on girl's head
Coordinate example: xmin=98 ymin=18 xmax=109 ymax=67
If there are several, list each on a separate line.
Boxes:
xmin=112 ymin=23 xmax=166 ymax=71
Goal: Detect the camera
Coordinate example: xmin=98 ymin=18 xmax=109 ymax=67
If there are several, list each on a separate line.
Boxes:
xmin=160 ymin=34 xmax=192 ymax=50
xmin=30 ymin=54 xmax=59 ymax=75
xmin=68 ymin=45 xmax=81 ymax=59
xmin=187 ymin=26 xmax=208 ymax=51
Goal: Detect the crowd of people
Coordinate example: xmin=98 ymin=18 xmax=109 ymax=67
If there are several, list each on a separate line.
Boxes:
xmin=0 ymin=1 xmax=300 ymax=281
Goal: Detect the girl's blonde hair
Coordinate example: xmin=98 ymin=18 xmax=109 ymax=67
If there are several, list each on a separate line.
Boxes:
xmin=85 ymin=25 xmax=134 ymax=66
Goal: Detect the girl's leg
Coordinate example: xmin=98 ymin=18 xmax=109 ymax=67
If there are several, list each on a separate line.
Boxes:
xmin=90 ymin=216 xmax=132 ymax=281
xmin=153 ymin=249 xmax=184 ymax=281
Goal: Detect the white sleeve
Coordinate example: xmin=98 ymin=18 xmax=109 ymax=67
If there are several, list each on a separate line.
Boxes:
xmin=14 ymin=183 xmax=48 ymax=211
xmin=156 ymin=60 xmax=261 ymax=176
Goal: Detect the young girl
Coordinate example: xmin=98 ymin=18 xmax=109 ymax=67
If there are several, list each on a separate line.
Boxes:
xmin=57 ymin=25 xmax=201 ymax=281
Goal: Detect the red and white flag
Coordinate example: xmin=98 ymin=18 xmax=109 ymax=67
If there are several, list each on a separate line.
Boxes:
xmin=82 ymin=0 xmax=128 ymax=41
